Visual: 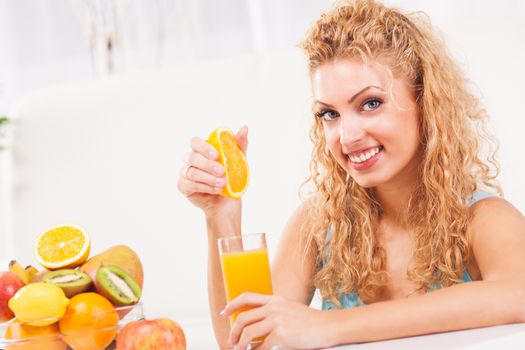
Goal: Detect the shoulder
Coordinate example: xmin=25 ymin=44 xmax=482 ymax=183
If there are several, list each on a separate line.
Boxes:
xmin=285 ymin=195 xmax=321 ymax=235
xmin=468 ymin=197 xmax=525 ymax=279
xmin=469 ymin=196 xmax=525 ymax=232
xmin=279 ymin=194 xmax=323 ymax=252
xmin=271 ymin=195 xmax=322 ymax=301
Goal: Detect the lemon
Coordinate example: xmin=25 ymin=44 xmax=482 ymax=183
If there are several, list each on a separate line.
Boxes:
xmin=8 ymin=283 xmax=70 ymax=326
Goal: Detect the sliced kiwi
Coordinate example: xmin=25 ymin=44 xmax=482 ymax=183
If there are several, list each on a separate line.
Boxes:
xmin=43 ymin=269 xmax=92 ymax=297
xmin=96 ymin=265 xmax=142 ymax=306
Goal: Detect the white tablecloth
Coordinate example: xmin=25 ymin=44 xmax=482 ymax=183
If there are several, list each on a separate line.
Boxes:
xmin=330 ymin=323 xmax=525 ymax=349
xmin=179 ymin=318 xmax=525 ymax=349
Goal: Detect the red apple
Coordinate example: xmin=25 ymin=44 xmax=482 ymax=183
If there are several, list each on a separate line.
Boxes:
xmin=0 ymin=271 xmax=25 ymax=322
xmin=116 ymin=318 xmax=186 ymax=350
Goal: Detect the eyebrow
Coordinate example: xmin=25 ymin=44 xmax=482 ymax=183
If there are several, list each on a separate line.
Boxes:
xmin=315 ymin=85 xmax=385 ymax=107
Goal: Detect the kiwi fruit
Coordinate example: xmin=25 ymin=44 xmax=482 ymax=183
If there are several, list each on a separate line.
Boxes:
xmin=96 ymin=265 xmax=142 ymax=306
xmin=43 ymin=269 xmax=92 ymax=297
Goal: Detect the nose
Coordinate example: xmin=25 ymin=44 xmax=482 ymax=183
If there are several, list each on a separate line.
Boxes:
xmin=339 ymin=113 xmax=365 ymax=147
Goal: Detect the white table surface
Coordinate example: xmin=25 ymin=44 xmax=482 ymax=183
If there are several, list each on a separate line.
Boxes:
xmin=330 ymin=323 xmax=525 ymax=349
xmin=179 ymin=318 xmax=525 ymax=349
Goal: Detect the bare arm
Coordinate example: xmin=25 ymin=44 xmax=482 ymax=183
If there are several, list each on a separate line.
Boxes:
xmin=212 ymin=198 xmax=318 ymax=349
xmin=325 ymin=198 xmax=525 ymax=345
xmin=271 ymin=198 xmax=318 ymax=304
xmin=206 ymin=207 xmax=242 ymax=349
xmin=176 ymin=128 xmax=249 ymax=349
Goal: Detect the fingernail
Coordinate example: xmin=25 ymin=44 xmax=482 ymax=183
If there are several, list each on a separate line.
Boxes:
xmin=216 ymin=178 xmax=226 ymax=186
xmin=214 ymin=187 xmax=222 ymax=193
xmin=209 ymin=150 xmax=218 ymax=159
xmin=214 ymin=166 xmax=223 ymax=176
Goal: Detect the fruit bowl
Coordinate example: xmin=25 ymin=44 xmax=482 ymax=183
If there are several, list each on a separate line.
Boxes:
xmin=0 ymin=303 xmax=144 ymax=350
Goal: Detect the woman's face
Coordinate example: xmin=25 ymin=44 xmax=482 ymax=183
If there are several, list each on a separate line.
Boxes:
xmin=311 ymin=57 xmax=421 ymax=189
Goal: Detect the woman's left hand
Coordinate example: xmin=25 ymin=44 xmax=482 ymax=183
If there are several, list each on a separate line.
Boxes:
xmin=221 ymin=292 xmax=333 ymax=350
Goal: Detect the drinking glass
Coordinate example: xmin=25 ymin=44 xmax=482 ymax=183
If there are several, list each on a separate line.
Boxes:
xmin=218 ymin=233 xmax=273 ymax=346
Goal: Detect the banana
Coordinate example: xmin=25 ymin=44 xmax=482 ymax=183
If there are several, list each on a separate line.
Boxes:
xmin=9 ymin=260 xmax=29 ymax=284
xmin=24 ymin=265 xmax=39 ymax=282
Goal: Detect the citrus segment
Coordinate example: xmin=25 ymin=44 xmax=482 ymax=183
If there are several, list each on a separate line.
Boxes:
xmin=208 ymin=127 xmax=249 ymax=199
xmin=34 ymin=224 xmax=90 ymax=270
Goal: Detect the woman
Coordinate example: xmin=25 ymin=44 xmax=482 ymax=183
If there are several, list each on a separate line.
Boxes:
xmin=177 ymin=0 xmax=525 ymax=349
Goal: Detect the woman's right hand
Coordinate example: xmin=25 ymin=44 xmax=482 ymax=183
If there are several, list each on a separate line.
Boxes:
xmin=177 ymin=126 xmax=248 ymax=217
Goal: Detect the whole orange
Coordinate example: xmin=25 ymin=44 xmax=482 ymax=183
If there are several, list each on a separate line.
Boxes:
xmin=4 ymin=319 xmax=67 ymax=350
xmin=58 ymin=292 xmax=118 ymax=350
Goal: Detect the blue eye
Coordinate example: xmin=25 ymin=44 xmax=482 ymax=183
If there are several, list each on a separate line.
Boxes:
xmin=315 ymin=110 xmax=339 ymax=121
xmin=362 ymin=98 xmax=382 ymax=111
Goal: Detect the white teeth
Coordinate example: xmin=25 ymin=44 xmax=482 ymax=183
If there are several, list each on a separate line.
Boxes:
xmin=348 ymin=146 xmax=381 ymax=163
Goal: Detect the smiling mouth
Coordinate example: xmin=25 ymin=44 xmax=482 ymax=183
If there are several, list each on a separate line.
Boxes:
xmin=347 ymin=145 xmax=384 ymax=163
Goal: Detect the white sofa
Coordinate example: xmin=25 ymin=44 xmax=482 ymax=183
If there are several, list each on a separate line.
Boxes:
xmin=6 ymin=48 xmax=525 ymax=348
xmin=7 ymin=48 xmax=312 ymax=348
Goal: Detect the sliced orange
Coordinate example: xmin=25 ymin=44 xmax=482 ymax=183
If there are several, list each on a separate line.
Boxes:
xmin=208 ymin=127 xmax=249 ymax=199
xmin=34 ymin=224 xmax=91 ymax=270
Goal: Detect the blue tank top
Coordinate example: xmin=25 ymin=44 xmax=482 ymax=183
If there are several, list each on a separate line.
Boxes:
xmin=321 ymin=191 xmax=498 ymax=310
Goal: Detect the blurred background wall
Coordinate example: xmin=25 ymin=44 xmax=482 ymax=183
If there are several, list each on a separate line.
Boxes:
xmin=0 ymin=0 xmax=337 ymax=112
xmin=1 ymin=0 xmax=523 ymax=113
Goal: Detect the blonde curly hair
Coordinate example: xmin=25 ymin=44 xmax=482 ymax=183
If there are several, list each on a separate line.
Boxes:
xmin=299 ymin=0 xmax=502 ymax=306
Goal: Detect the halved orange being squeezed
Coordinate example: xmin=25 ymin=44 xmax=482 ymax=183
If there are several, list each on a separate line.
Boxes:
xmin=208 ymin=127 xmax=249 ymax=199
xmin=34 ymin=224 xmax=91 ymax=270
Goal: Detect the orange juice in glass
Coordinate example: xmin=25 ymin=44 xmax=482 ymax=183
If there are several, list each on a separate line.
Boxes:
xmin=218 ymin=233 xmax=273 ymax=327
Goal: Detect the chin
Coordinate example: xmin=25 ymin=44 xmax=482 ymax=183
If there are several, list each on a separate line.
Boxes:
xmin=347 ymin=172 xmax=388 ymax=189
xmin=351 ymin=178 xmax=379 ymax=189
